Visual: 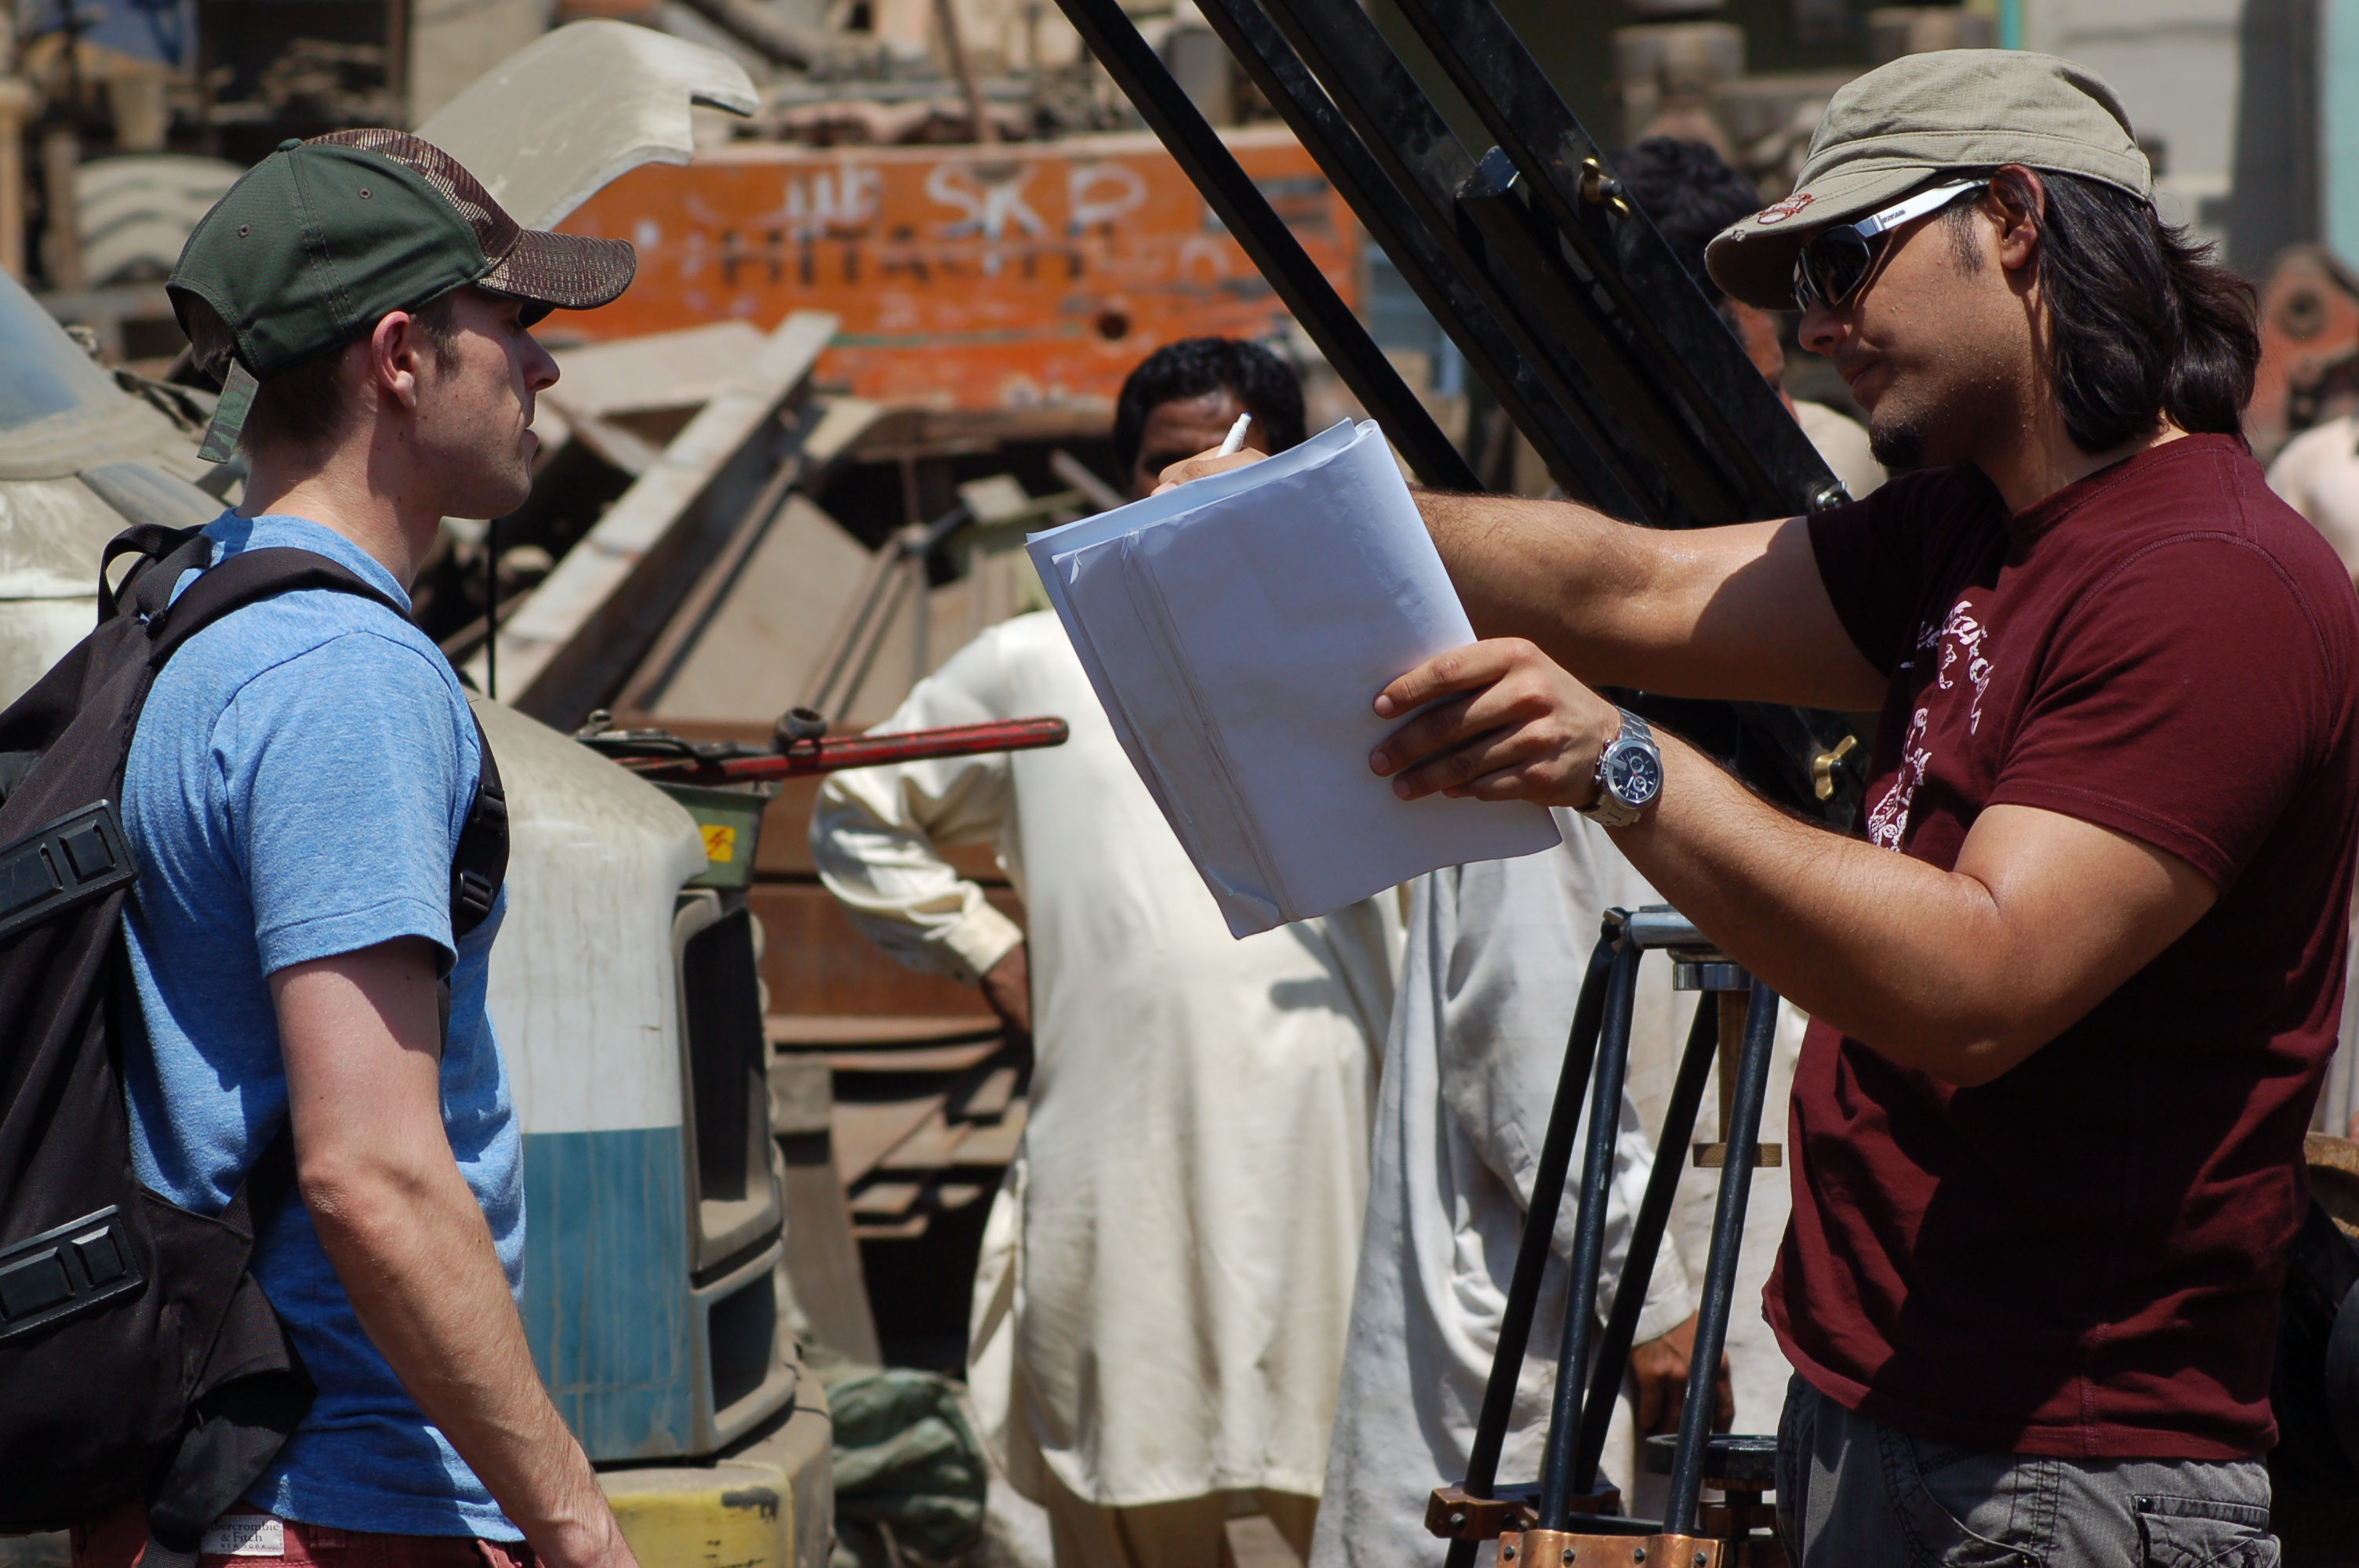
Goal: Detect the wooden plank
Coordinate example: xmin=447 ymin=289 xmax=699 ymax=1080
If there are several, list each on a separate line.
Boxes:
xmin=776 ymin=1128 xmax=880 ymax=1363
xmin=948 ymin=1099 xmax=1026 ymax=1166
xmin=474 ymin=310 xmax=837 ymax=724
xmin=767 ymin=1054 xmax=833 ymax=1137
xmin=851 ymin=1212 xmax=932 ymax=1241
xmin=951 ymin=1065 xmax=1020 ymax=1121
xmin=878 ymin=1109 xmax=969 ymax=1171
xmin=562 ymin=408 xmax=666 ymax=477
xmin=751 ymin=881 xmax=1021 ymax=1016
xmin=825 ymin=1041 xmax=1002 ymax=1076
xmin=767 ymin=1013 xmax=1001 ymax=1047
xmin=937 ymin=1182 xmax=988 ymax=1211
xmin=612 ymin=458 xmax=811 ymax=713
xmin=831 ymin=1094 xmax=944 ymax=1185
xmin=547 ymin=321 xmax=771 ymax=419
xmin=846 ymin=1180 xmax=925 ymax=1218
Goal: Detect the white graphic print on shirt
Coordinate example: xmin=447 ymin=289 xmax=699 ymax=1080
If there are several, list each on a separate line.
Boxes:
xmin=1865 ymin=598 xmax=1992 ymax=851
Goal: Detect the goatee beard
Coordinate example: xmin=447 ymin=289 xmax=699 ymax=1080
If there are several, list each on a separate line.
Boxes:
xmin=1869 ymin=416 xmax=1925 ymax=471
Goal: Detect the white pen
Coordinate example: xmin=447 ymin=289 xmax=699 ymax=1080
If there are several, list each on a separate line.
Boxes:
xmin=1216 ymin=411 xmax=1253 ymax=457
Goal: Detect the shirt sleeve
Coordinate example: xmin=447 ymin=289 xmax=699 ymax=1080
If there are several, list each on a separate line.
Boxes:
xmin=1807 ymin=467 xmax=1976 ymax=675
xmin=811 ymin=631 xmax=1023 ymax=983
xmin=213 ymin=633 xmax=474 ymax=976
xmin=1988 ymin=536 xmax=2337 ymax=890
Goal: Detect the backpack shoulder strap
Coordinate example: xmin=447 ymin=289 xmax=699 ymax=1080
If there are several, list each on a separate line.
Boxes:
xmin=148 ymin=546 xmax=408 ymax=665
xmin=451 ymin=711 xmax=506 ymax=942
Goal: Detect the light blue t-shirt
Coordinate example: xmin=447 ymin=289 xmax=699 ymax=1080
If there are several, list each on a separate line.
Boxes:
xmin=120 ymin=513 xmax=522 ymax=1539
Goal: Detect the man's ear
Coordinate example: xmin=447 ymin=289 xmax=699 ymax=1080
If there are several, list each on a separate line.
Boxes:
xmin=1989 ymin=165 xmax=2046 ymax=280
xmin=365 ymin=310 xmax=425 ymax=411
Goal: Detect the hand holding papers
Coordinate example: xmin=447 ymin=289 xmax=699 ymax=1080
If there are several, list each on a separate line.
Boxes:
xmin=1026 ymin=420 xmax=1561 ymax=938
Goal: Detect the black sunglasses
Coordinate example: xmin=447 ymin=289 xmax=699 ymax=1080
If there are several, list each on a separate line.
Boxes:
xmin=1791 ymin=180 xmax=1988 ymax=311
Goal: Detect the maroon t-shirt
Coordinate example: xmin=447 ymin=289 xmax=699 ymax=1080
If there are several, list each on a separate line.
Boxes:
xmin=1775 ymin=434 xmax=2359 ymax=1459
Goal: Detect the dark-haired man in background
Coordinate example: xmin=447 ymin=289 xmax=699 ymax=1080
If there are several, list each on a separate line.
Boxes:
xmin=1169 ymin=52 xmax=2357 ymax=1566
xmin=1113 ymin=334 xmax=1308 ymax=499
xmin=812 ymin=339 xmax=1391 ymax=1568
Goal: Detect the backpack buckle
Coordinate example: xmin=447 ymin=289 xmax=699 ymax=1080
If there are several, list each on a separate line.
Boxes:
xmin=0 ymin=801 xmax=139 ymax=946
xmin=0 ymin=1206 xmax=144 ymax=1344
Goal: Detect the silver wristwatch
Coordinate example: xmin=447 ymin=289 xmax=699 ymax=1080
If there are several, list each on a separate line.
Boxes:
xmin=1579 ymin=708 xmax=1663 ymax=828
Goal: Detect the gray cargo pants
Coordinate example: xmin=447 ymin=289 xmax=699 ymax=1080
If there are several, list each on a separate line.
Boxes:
xmin=1773 ymin=1376 xmax=2278 ymax=1566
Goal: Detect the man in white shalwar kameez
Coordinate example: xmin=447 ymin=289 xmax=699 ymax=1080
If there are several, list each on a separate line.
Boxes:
xmin=1312 ymin=814 xmax=1730 ymax=1568
xmin=812 ymin=338 xmax=1396 ymax=1568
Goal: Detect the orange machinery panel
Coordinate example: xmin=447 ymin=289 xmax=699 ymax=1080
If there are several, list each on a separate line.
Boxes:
xmin=556 ymin=125 xmax=1359 ymax=415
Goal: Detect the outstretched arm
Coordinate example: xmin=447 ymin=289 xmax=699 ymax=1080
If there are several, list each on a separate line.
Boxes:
xmin=1368 ymin=641 xmax=2216 ymax=1087
xmin=1154 ymin=453 xmax=1886 ymax=711
xmin=1416 ymin=493 xmax=1885 ymax=710
xmin=276 ymin=938 xmax=638 ymax=1568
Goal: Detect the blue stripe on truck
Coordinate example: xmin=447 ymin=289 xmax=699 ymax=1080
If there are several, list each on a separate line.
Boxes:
xmin=521 ymin=1126 xmax=695 ymax=1460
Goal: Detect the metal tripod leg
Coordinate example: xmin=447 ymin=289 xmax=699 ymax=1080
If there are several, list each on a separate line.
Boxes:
xmin=1662 ymin=975 xmax=1779 ymax=1535
xmin=1437 ymin=915 xmax=1624 ymax=1568
xmin=1568 ymin=993 xmax=1721 ymax=1488
xmin=1432 ymin=907 xmax=1787 ymax=1566
xmin=1534 ymin=935 xmax=1644 ymax=1526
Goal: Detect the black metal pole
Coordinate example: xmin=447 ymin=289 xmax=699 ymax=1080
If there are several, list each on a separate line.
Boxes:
xmin=1191 ymin=0 xmax=1637 ymax=511
xmin=1534 ymin=935 xmax=1641 ymax=1528
xmin=1249 ymin=0 xmax=1685 ymax=521
xmin=1570 ymin=988 xmax=1719 ymax=1490
xmin=1045 ymin=0 xmax=1479 ymax=491
xmin=1381 ymin=0 xmax=1841 ymax=519
xmin=1445 ymin=918 xmax=1621 ymax=1568
xmin=1662 ymin=978 xmax=1779 ymax=1534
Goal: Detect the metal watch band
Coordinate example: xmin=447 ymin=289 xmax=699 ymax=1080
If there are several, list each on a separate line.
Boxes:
xmin=1579 ymin=708 xmax=1658 ymax=829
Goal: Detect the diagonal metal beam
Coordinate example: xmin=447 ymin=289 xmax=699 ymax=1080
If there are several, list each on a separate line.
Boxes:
xmin=1191 ymin=0 xmax=1640 ymax=512
xmin=1383 ymin=0 xmax=1843 ymax=518
xmin=1240 ymin=0 xmax=1679 ymax=521
xmin=1048 ymin=0 xmax=1480 ymax=491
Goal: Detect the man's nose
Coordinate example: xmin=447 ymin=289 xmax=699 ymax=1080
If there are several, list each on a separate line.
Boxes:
xmin=523 ymin=335 xmax=560 ymax=392
xmin=1796 ymin=300 xmax=1845 ymax=358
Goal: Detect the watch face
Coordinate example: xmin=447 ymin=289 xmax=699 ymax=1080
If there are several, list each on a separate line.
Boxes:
xmin=1605 ymin=742 xmax=1663 ymax=807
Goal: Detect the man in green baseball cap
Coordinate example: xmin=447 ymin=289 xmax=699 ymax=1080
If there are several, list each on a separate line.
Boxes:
xmin=81 ymin=132 xmax=643 ymax=1568
xmin=1172 ymin=49 xmax=2348 ymax=1566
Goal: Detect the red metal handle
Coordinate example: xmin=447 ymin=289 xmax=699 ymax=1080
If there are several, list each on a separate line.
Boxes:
xmin=627 ymin=717 xmax=1070 ymax=782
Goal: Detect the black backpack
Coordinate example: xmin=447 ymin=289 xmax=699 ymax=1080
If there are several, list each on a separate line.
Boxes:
xmin=0 ymin=523 xmax=507 ymax=1541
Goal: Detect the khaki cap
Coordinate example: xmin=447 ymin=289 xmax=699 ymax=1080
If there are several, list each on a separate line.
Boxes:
xmin=1703 ymin=50 xmax=2152 ymax=310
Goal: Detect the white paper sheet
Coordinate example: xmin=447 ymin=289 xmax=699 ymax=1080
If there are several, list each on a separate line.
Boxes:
xmin=1027 ymin=420 xmax=1561 ymax=937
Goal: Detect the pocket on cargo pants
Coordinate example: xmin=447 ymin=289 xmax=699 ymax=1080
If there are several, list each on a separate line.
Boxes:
xmin=1776 ymin=1374 xmax=1812 ymax=1558
xmin=1876 ymin=1421 xmax=2059 ymax=1567
xmin=2132 ymin=1494 xmax=2277 ymax=1568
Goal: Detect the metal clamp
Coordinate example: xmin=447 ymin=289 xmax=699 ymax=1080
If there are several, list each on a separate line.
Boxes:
xmin=1811 ymin=735 xmax=1860 ymax=803
xmin=1578 ymin=157 xmax=1632 ymax=217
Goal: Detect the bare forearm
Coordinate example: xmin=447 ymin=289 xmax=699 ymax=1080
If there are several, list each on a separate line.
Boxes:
xmin=1372 ymin=645 xmax=2216 ymax=1085
xmin=307 ymin=1163 xmax=615 ymax=1559
xmin=1616 ymin=738 xmax=2094 ymax=1084
xmin=1419 ymin=490 xmax=1667 ymax=681
xmin=1417 ymin=492 xmax=1881 ymax=708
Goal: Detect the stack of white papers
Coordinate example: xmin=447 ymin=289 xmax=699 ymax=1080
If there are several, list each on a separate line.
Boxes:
xmin=1026 ymin=419 xmax=1561 ymax=938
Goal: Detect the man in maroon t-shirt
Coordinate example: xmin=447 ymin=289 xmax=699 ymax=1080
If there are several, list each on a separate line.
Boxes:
xmin=1164 ymin=49 xmax=2357 ymax=1567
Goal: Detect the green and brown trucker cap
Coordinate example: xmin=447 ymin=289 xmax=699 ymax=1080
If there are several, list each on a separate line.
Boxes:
xmin=1703 ymin=49 xmax=2153 ymax=311
xmin=168 ymin=129 xmax=634 ymax=455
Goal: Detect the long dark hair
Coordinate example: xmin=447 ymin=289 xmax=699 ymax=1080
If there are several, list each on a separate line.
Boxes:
xmin=1965 ymin=168 xmax=2258 ymax=453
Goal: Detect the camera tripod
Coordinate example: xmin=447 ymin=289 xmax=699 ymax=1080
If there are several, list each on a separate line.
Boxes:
xmin=1427 ymin=906 xmax=1786 ymax=1568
